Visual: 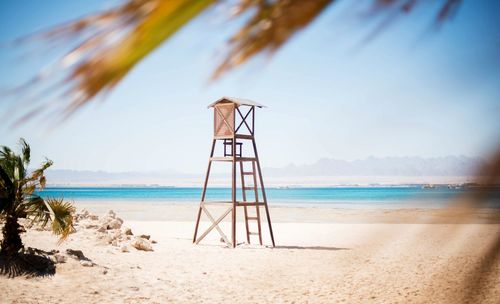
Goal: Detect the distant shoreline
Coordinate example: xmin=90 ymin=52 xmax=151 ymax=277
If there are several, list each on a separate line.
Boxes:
xmin=44 ymin=183 xmax=479 ymax=189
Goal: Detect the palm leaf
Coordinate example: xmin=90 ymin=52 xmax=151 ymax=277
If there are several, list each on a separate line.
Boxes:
xmin=211 ymin=0 xmax=333 ymax=79
xmin=30 ymin=158 xmax=53 ymax=188
xmin=19 ymin=138 xmax=31 ymax=166
xmin=7 ymin=0 xmax=216 ymax=123
xmin=4 ymin=0 xmax=460 ymax=123
xmin=46 ymin=197 xmax=76 ymax=242
xmin=24 ymin=196 xmax=76 ymax=242
xmin=24 ymin=195 xmax=51 ymax=228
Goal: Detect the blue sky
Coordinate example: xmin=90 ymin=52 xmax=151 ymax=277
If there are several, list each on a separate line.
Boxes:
xmin=1 ymin=0 xmax=499 ymax=174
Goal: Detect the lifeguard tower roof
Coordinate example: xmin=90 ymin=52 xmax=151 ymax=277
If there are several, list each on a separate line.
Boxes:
xmin=207 ymin=96 xmax=266 ymax=108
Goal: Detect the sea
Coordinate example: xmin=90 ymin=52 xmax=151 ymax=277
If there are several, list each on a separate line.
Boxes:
xmin=36 ymin=186 xmax=500 ymax=209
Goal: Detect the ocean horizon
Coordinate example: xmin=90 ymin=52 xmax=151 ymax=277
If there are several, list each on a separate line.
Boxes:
xmin=36 ymin=186 xmax=499 ymax=209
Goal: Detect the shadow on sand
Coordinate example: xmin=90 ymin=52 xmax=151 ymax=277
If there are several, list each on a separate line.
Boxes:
xmin=0 ymin=248 xmax=56 ymax=278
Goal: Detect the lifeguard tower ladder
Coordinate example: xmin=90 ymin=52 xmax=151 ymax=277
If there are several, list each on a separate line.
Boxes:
xmin=193 ymin=97 xmax=275 ymax=248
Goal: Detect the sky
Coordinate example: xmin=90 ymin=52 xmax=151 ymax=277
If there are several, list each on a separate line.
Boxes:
xmin=0 ymin=0 xmax=499 ymax=174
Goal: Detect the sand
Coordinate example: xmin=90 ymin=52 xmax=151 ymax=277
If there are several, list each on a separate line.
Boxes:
xmin=1 ymin=204 xmax=499 ymax=303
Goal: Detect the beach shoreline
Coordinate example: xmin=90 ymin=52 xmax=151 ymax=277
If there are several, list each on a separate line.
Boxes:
xmin=70 ymin=200 xmax=500 ymax=224
xmin=1 ymin=202 xmax=499 ymax=303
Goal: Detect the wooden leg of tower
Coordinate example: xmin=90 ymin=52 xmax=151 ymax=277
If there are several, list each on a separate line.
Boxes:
xmin=193 ymin=205 xmax=203 ymax=244
xmin=193 ymin=139 xmax=216 ymax=243
xmin=240 ymin=161 xmax=250 ymax=244
xmin=256 ymin=207 xmax=263 ymax=245
xmin=243 ymin=206 xmax=250 ymax=244
xmin=231 ymin=138 xmax=237 ymax=248
xmin=252 ymin=139 xmax=275 ymax=247
xmin=252 ymin=161 xmax=263 ymax=245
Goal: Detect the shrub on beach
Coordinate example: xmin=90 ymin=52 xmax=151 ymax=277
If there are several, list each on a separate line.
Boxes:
xmin=0 ymin=138 xmax=75 ymax=256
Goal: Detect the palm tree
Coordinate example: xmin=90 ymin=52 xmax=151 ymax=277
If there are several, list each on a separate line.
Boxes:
xmin=0 ymin=138 xmax=75 ymax=256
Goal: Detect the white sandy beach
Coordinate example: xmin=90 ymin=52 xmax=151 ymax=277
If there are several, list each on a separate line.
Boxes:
xmin=1 ymin=204 xmax=499 ymax=304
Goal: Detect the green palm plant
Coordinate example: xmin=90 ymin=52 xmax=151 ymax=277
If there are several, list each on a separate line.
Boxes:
xmin=0 ymin=138 xmax=75 ymax=256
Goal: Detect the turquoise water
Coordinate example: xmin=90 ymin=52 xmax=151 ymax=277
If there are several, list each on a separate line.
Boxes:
xmin=34 ymin=187 xmax=494 ymax=208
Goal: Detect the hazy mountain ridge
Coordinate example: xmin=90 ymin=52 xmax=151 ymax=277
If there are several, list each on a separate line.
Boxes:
xmin=45 ymin=169 xmax=192 ymax=183
xmin=266 ymin=156 xmax=485 ymax=177
xmin=44 ymin=156 xmax=484 ymax=186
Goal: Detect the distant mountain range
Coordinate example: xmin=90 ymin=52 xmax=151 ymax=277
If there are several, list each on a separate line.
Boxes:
xmin=265 ymin=156 xmax=485 ymax=177
xmin=44 ymin=156 xmax=484 ymax=186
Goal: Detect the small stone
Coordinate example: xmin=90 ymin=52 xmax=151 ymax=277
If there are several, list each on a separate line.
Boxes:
xmin=111 ymin=240 xmax=118 ymax=247
xmin=124 ymin=227 xmax=133 ymax=235
xmin=80 ymin=260 xmax=93 ymax=267
xmin=89 ymin=215 xmax=99 ymax=221
xmin=139 ymin=234 xmax=150 ymax=240
xmin=111 ymin=230 xmax=123 ymax=240
xmin=52 ymin=253 xmax=67 ymax=263
xmin=108 ymin=210 xmax=116 ymax=218
xmin=102 ymin=269 xmax=108 ymax=275
xmin=120 ymin=245 xmax=129 ymax=252
xmin=100 ymin=216 xmax=113 ymax=225
xmin=104 ymin=234 xmax=113 ymax=244
xmin=107 ymin=219 xmax=122 ymax=230
xmin=151 ymin=240 xmax=157 ymax=244
xmin=66 ymin=249 xmax=87 ymax=260
xmin=97 ymin=226 xmax=106 ymax=233
xmin=85 ymin=224 xmax=98 ymax=229
xmin=131 ymin=237 xmax=153 ymax=251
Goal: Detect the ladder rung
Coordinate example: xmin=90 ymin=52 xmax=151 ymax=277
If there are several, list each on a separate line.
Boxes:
xmin=243 ymin=187 xmax=255 ymax=191
xmin=243 ymin=172 xmax=254 ymax=175
xmin=203 ymin=201 xmax=232 ymax=205
xmin=248 ymin=232 xmax=260 ymax=235
xmin=237 ymin=202 xmax=264 ymax=206
xmin=210 ymin=157 xmax=257 ymax=162
xmin=246 ymin=217 xmax=259 ymax=220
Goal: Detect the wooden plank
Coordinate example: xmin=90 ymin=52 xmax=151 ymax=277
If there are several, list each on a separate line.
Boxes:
xmin=243 ymin=172 xmax=254 ymax=175
xmin=210 ymin=157 xmax=256 ymax=162
xmin=239 ymin=161 xmax=250 ymax=244
xmin=231 ymin=136 xmax=237 ymax=248
xmin=214 ymin=134 xmax=254 ymax=140
xmin=235 ymin=134 xmax=254 ymax=139
xmin=252 ymin=160 xmax=263 ymax=245
xmin=214 ymin=106 xmax=234 ymax=136
xmin=236 ymin=202 xmax=265 ymax=207
xmin=193 ymin=139 xmax=216 ymax=243
xmin=235 ymin=106 xmax=253 ymax=134
xmin=203 ymin=201 xmax=232 ymax=205
xmin=251 ymin=106 xmax=255 ymax=134
xmin=252 ymin=139 xmax=275 ymax=247
xmin=210 ymin=157 xmax=233 ymax=162
xmin=195 ymin=206 xmax=232 ymax=246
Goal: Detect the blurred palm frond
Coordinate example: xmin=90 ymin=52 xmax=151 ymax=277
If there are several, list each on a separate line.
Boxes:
xmin=4 ymin=0 xmax=460 ymax=122
xmin=211 ymin=0 xmax=333 ymax=79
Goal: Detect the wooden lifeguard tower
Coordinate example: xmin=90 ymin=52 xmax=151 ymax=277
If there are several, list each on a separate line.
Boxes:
xmin=193 ymin=97 xmax=275 ymax=248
